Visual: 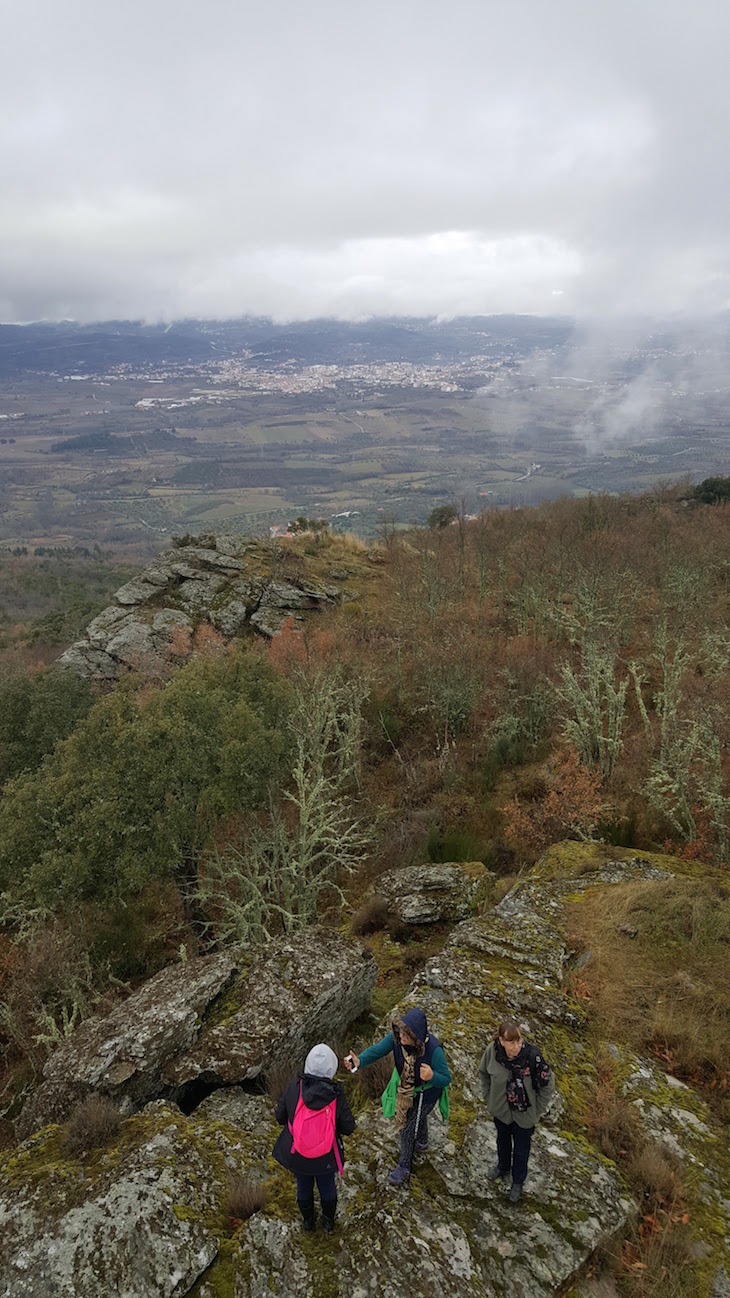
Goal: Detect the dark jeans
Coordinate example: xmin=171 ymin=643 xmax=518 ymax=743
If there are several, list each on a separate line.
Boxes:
xmin=296 ymin=1171 xmax=337 ymax=1206
xmin=398 ymin=1090 xmax=440 ymax=1169
xmin=494 ymin=1117 xmax=534 ymax=1184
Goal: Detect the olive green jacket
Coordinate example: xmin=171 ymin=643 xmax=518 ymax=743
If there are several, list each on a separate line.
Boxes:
xmin=478 ymin=1040 xmax=556 ymax=1129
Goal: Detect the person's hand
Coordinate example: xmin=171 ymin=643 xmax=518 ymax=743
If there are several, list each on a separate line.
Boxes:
xmin=344 ymin=1050 xmax=360 ymax=1071
xmin=420 ymin=1063 xmax=434 ymax=1081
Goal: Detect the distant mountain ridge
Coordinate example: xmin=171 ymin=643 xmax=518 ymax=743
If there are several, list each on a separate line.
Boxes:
xmin=0 ymin=315 xmax=575 ymax=377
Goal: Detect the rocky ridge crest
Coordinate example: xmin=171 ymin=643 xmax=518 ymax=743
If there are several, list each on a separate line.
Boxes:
xmin=1 ymin=846 xmax=728 ymax=1298
xmin=56 ymin=533 xmax=365 ymax=680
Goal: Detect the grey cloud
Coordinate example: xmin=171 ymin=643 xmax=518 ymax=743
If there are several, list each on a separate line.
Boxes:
xmin=2 ymin=0 xmax=730 ymax=320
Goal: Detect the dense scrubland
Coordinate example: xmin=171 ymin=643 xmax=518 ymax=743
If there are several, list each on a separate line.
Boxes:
xmin=0 ymin=547 xmax=137 ymax=665
xmin=1 ymin=486 xmax=730 ymax=1157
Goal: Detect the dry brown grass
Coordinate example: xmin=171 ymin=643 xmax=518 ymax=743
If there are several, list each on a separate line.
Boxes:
xmin=264 ymin=1057 xmax=300 ymax=1105
xmin=588 ymin=1078 xmax=643 ymax=1161
xmin=566 ymin=876 xmax=730 ymax=1094
xmin=227 ymin=1174 xmax=268 ymax=1228
xmin=64 ymin=1095 xmax=122 ymax=1156
xmin=350 ymin=895 xmax=392 ymax=935
xmin=587 ymin=1062 xmax=693 ymax=1298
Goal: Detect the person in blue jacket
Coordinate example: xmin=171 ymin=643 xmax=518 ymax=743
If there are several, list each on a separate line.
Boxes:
xmin=344 ymin=1007 xmax=451 ymax=1185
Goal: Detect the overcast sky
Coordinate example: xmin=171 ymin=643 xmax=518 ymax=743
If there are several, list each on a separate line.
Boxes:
xmin=3 ymin=0 xmax=729 ymax=323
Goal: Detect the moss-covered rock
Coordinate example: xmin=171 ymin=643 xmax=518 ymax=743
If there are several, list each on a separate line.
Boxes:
xmin=370 ymin=861 xmax=493 ymax=925
xmin=0 ymin=1103 xmax=224 ymax=1298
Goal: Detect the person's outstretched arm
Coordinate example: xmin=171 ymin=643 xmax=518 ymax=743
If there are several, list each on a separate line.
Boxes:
xmin=345 ymin=1032 xmax=395 ymax=1071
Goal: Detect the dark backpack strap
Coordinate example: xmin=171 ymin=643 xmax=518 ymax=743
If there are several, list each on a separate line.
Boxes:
xmin=527 ymin=1045 xmax=549 ymax=1091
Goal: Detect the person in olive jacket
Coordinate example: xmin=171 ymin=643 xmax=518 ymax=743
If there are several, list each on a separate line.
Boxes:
xmin=478 ymin=1018 xmax=555 ymax=1202
xmin=273 ymin=1043 xmax=355 ymax=1233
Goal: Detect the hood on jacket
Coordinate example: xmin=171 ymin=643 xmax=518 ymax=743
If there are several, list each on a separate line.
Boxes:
xmin=299 ymin=1074 xmax=338 ymax=1110
xmin=304 ymin=1043 xmax=338 ymax=1079
xmin=393 ymin=1007 xmax=427 ymax=1052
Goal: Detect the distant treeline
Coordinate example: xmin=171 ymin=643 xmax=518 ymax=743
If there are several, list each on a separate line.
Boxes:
xmin=6 ymin=545 xmax=112 ymax=558
xmin=50 ymin=427 xmax=196 ymax=454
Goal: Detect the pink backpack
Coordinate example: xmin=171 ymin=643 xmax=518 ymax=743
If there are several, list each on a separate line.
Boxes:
xmin=289 ymin=1082 xmax=344 ymax=1176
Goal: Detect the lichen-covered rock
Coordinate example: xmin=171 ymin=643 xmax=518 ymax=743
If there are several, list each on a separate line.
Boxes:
xmin=17 ymin=951 xmax=239 ymax=1138
xmin=165 ymin=929 xmax=377 ymax=1089
xmin=0 ymin=1104 xmax=230 ymax=1298
xmin=18 ymin=930 xmax=376 ymax=1138
xmin=56 ymin=533 xmax=347 ymax=680
xmin=193 ymin=1090 xmax=273 ymax=1177
xmin=176 ymin=573 xmax=228 ymax=613
xmin=114 ymin=577 xmax=165 ymax=605
xmin=373 ymin=861 xmax=491 ymax=925
xmin=249 ymin=604 xmax=291 ymax=637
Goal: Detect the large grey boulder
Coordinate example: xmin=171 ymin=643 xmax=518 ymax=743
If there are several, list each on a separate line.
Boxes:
xmin=16 ymin=951 xmax=239 ymax=1138
xmin=164 ymin=928 xmax=377 ymax=1088
xmin=373 ymin=861 xmax=492 ymax=925
xmin=18 ymin=930 xmax=376 ymax=1138
xmin=114 ymin=577 xmax=165 ymax=605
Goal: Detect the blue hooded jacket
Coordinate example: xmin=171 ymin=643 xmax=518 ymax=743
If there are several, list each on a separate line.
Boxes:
xmin=358 ymin=1006 xmax=452 ymax=1095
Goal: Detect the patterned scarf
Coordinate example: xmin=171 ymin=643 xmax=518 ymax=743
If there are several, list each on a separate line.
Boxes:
xmin=494 ymin=1040 xmax=552 ymax=1112
xmin=394 ymin=1049 xmax=419 ymax=1131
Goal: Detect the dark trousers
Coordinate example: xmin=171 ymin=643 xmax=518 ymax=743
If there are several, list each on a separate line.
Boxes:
xmin=494 ymin=1117 xmax=534 ymax=1184
xmin=296 ymin=1171 xmax=337 ymax=1206
xmin=398 ymin=1090 xmax=439 ymax=1169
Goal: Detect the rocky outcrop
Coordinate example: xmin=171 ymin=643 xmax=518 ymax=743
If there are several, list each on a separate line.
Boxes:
xmin=17 ymin=929 xmax=376 ymax=1139
xmin=0 ymin=1104 xmax=223 ymax=1298
xmin=164 ymin=929 xmax=377 ymax=1093
xmin=56 ymin=533 xmax=354 ymax=680
xmin=372 ymin=861 xmax=492 ymax=924
xmin=3 ymin=847 xmax=728 ymax=1298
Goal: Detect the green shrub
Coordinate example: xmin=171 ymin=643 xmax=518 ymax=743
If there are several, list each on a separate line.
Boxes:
xmin=0 ymin=667 xmax=94 ymax=786
xmin=0 ymin=646 xmax=290 ymax=910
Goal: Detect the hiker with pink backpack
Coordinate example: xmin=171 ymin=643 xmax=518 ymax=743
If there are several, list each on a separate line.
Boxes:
xmin=272 ymin=1043 xmax=355 ymax=1233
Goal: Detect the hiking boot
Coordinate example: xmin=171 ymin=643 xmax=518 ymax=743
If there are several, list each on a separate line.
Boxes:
xmin=299 ymin=1202 xmax=316 ymax=1231
xmin=321 ymin=1199 xmax=337 ymax=1234
xmin=488 ymin=1163 xmax=509 ymax=1181
xmin=389 ymin=1164 xmax=410 ymax=1186
xmin=508 ymin=1182 xmax=523 ymax=1203
xmin=414 ymin=1139 xmax=429 ymax=1155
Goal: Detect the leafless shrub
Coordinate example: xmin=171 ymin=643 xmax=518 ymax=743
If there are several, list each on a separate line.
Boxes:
xmin=350 ymin=895 xmax=392 ymax=935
